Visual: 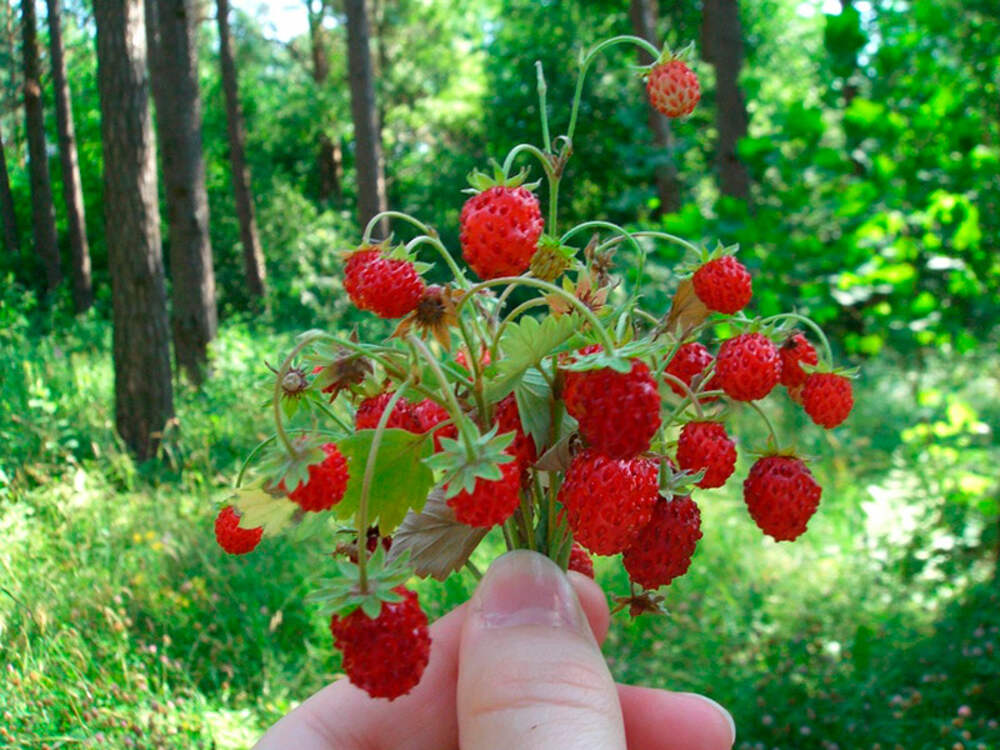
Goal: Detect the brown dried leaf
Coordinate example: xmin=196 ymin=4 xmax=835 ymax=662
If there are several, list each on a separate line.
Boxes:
xmin=533 ymin=434 xmax=574 ymax=473
xmin=387 ymin=490 xmax=488 ymax=581
xmin=664 ymin=279 xmax=710 ymax=337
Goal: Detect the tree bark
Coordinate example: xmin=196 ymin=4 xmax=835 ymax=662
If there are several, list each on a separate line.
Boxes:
xmin=344 ymin=0 xmax=387 ymax=235
xmin=0 ymin=120 xmax=20 ymax=255
xmin=318 ymin=133 xmax=343 ymax=201
xmin=216 ymin=0 xmax=267 ymax=301
xmin=147 ymin=0 xmax=218 ymax=384
xmin=45 ymin=0 xmax=92 ymax=312
xmin=94 ymin=0 xmax=174 ymax=461
xmin=629 ymin=0 xmax=681 ymax=215
xmin=701 ymin=0 xmax=751 ymax=201
xmin=20 ymin=0 xmax=62 ymax=291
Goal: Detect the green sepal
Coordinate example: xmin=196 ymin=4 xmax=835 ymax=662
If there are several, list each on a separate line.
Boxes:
xmin=423 ymin=424 xmax=516 ymax=498
xmin=463 ymin=161 xmax=541 ymax=194
xmin=559 ymin=338 xmax=659 ymax=374
xmin=307 ymin=546 xmax=414 ymax=618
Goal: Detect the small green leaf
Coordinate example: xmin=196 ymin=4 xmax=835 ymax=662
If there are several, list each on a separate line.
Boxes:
xmin=514 ymin=367 xmax=553 ymax=456
xmin=484 ymin=313 xmax=580 ymax=401
xmin=231 ymin=484 xmax=299 ymax=536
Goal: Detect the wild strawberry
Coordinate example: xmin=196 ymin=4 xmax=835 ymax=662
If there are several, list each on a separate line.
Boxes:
xmin=778 ymin=333 xmax=818 ymax=390
xmin=343 ymin=248 xmax=425 ymax=319
xmin=646 ymin=60 xmax=700 ymax=118
xmin=455 ymin=347 xmax=491 ymax=371
xmin=214 ymin=505 xmax=262 ymax=555
xmin=412 ymin=398 xmax=458 ymax=451
xmin=692 ymin=255 xmax=752 ymax=314
xmin=743 ymin=455 xmax=821 ymax=542
xmin=494 ymin=393 xmax=537 ymax=470
xmin=675 ymin=421 xmax=737 ymax=489
xmin=623 ymin=495 xmax=702 ymax=589
xmin=558 ymin=450 xmax=659 ymax=555
xmin=460 ymin=186 xmax=544 ymax=279
xmin=342 ymin=526 xmax=393 ymax=564
xmin=329 ymin=587 xmax=431 ymax=701
xmin=568 ymin=543 xmax=595 ymax=579
xmin=563 ymin=352 xmax=662 ymax=459
xmin=286 ymin=443 xmax=349 ymax=512
xmin=801 ymin=373 xmax=853 ymax=429
xmin=715 ymin=333 xmax=781 ymax=401
xmin=664 ymin=342 xmax=719 ymax=402
xmin=446 ymin=456 xmax=522 ymax=528
xmin=355 ymin=392 xmax=422 ymax=433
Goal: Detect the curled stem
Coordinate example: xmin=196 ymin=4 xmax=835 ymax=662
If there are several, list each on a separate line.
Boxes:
xmin=362 ymin=210 xmax=433 ymax=244
xmin=662 ymin=373 xmax=706 ymax=419
xmin=405 ymin=234 xmax=469 ymax=287
xmin=762 ymin=312 xmax=835 ymax=366
xmin=407 ymin=335 xmax=476 ymax=460
xmin=747 ymin=400 xmax=782 ymax=452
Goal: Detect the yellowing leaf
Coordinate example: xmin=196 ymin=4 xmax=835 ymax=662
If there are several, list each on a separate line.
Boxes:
xmin=231 ymin=485 xmax=299 ymax=536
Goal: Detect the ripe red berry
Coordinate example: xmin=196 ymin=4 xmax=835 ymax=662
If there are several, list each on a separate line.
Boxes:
xmin=214 ymin=505 xmax=262 ymax=555
xmin=568 ymin=543 xmax=595 ymax=579
xmin=715 ymin=333 xmax=781 ymax=401
xmin=412 ymin=398 xmax=458 ymax=451
xmin=664 ymin=342 xmax=718 ymax=402
xmin=743 ymin=456 xmax=821 ymax=542
xmin=563 ymin=354 xmax=662 ymax=460
xmin=675 ymin=421 xmax=737 ymax=489
xmin=286 ymin=443 xmax=349 ymax=512
xmin=646 ymin=60 xmax=700 ymax=118
xmin=460 ymin=186 xmax=544 ymax=279
xmin=778 ymin=333 xmax=818 ymax=389
xmin=355 ymin=392 xmax=422 ymax=433
xmin=692 ymin=255 xmax=752 ymax=314
xmin=329 ymin=587 xmax=431 ymax=701
xmin=623 ymin=495 xmax=702 ymax=589
xmin=801 ymin=373 xmax=853 ymax=429
xmin=558 ymin=450 xmax=659 ymax=556
xmin=494 ymin=393 xmax=537 ymax=470
xmin=446 ymin=456 xmax=522 ymax=528
xmin=344 ymin=249 xmax=425 ymax=319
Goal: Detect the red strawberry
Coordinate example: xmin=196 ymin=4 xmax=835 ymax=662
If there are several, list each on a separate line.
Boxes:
xmin=329 ymin=587 xmax=431 ymax=700
xmin=743 ymin=456 xmax=821 ymax=541
xmin=675 ymin=421 xmax=737 ymax=489
xmin=494 ymin=393 xmax=538 ymax=470
xmin=646 ymin=60 xmax=700 ymax=118
xmin=623 ymin=495 xmax=702 ymax=589
xmin=446 ymin=456 xmax=521 ymax=528
xmin=801 ymin=373 xmax=853 ymax=429
xmin=692 ymin=255 xmax=752 ymax=314
xmin=563 ymin=352 xmax=662 ymax=460
xmin=455 ymin=347 xmax=491 ymax=371
xmin=664 ymin=342 xmax=718 ymax=402
xmin=778 ymin=333 xmax=818 ymax=389
xmin=558 ymin=450 xmax=659 ymax=556
xmin=568 ymin=543 xmax=595 ymax=579
xmin=355 ymin=392 xmax=422 ymax=433
xmin=412 ymin=398 xmax=458 ymax=451
xmin=344 ymin=249 xmax=425 ymax=319
xmin=286 ymin=443 xmax=350 ymax=512
xmin=460 ymin=186 xmax=544 ymax=279
xmin=214 ymin=505 xmax=262 ymax=555
xmin=715 ymin=333 xmax=781 ymax=401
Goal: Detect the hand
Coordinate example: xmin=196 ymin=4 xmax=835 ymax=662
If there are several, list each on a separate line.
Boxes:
xmin=254 ymin=550 xmax=735 ymax=750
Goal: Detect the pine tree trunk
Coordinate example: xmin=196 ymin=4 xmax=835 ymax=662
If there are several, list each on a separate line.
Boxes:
xmin=216 ymin=0 xmax=266 ymax=301
xmin=0 ymin=120 xmax=20 ymax=255
xmin=20 ymin=0 xmax=62 ymax=291
xmin=702 ymin=0 xmax=751 ymax=201
xmin=147 ymin=0 xmax=218 ymax=384
xmin=344 ymin=0 xmax=387 ymax=236
xmin=94 ymin=0 xmax=174 ymax=461
xmin=45 ymin=0 xmax=92 ymax=312
xmin=629 ymin=0 xmax=681 ymax=215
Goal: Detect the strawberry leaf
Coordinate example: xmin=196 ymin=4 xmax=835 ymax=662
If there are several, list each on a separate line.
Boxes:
xmin=484 ymin=313 xmax=580 ymax=402
xmin=388 ymin=490 xmax=489 ymax=581
xmin=514 ymin=366 xmax=553 ymax=455
xmin=231 ymin=483 xmax=299 ymax=536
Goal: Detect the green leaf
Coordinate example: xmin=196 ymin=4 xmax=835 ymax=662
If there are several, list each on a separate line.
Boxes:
xmin=484 ymin=313 xmax=580 ymax=402
xmin=231 ymin=484 xmax=299 ymax=536
xmin=514 ymin=367 xmax=553 ymax=456
xmin=335 ymin=429 xmax=435 ymax=533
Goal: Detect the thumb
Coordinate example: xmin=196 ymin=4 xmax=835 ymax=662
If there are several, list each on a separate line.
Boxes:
xmin=457 ymin=550 xmax=626 ymax=750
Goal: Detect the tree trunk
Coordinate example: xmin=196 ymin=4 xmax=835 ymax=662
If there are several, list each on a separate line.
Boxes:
xmin=318 ymin=133 xmax=343 ymax=201
xmin=45 ymin=0 xmax=92 ymax=312
xmin=344 ymin=0 xmax=387 ymax=235
xmin=0 ymin=120 xmax=20 ymax=255
xmin=93 ymin=0 xmax=174 ymax=461
xmin=20 ymin=0 xmax=62 ymax=291
xmin=629 ymin=0 xmax=681 ymax=215
xmin=701 ymin=0 xmax=751 ymax=201
xmin=147 ymin=0 xmax=218 ymax=384
xmin=216 ymin=0 xmax=267 ymax=301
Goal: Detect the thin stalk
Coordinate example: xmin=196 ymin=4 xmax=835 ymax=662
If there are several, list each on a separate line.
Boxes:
xmin=464 ymin=560 xmax=483 ymax=580
xmin=501 ymin=142 xmax=553 ymax=179
xmin=362 ymin=210 xmax=433 ymax=244
xmin=272 ymin=332 xmax=326 ymax=455
xmin=407 ymin=335 xmax=476 ymax=460
xmin=662 ymin=373 xmax=705 ymax=419
xmin=308 ymin=396 xmax=353 ymax=432
xmin=535 ymin=61 xmax=552 ymax=153
xmin=548 ymin=171 xmax=560 ymax=234
xmin=501 ymin=519 xmax=515 ymax=551
xmin=761 ymin=312 xmax=835 ymax=365
xmin=747 ymin=400 xmax=782 ymax=451
xmin=405 ymin=234 xmax=469 ymax=287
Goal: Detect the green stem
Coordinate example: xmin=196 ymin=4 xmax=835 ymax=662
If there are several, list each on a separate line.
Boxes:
xmin=234 ymin=427 xmax=346 ymax=487
xmin=501 ymin=143 xmax=553 ymax=179
xmin=405 ymin=234 xmax=469 ymax=287
xmin=501 ymin=519 xmax=515 ymax=551
xmin=272 ymin=332 xmax=326 ymax=456
xmin=455 ymin=315 xmax=488 ymax=421
xmin=464 ymin=560 xmax=483 ymax=580
xmin=362 ymin=210 xmax=433 ymax=244
xmin=309 ymin=396 xmax=353 ymax=433
xmin=548 ymin=171 xmax=560 ymax=234
xmin=407 ymin=335 xmax=476 ymax=460
xmin=747 ymin=400 xmax=782 ymax=452
xmin=662 ymin=373 xmax=705 ymax=419
xmin=593 ymin=229 xmax=701 ymax=257
xmin=761 ymin=312 xmax=835 ymax=365
xmin=536 ymin=61 xmax=552 ymax=154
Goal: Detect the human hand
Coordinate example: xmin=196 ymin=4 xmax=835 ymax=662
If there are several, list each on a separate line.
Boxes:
xmin=254 ymin=550 xmax=735 ymax=750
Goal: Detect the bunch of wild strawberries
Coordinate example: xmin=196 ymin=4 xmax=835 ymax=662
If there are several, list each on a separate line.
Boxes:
xmin=213 ymin=40 xmax=855 ymax=701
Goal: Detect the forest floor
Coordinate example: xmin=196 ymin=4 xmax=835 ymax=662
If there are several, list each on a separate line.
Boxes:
xmin=2 ymin=319 xmax=999 ymax=750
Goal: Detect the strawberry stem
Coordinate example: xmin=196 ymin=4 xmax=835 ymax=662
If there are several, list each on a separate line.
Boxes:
xmin=407 ymin=335 xmax=477 ymax=461
xmin=761 ymin=312 xmax=835 ymax=366
xmin=271 ymin=331 xmax=326 ymax=457
xmin=536 ymin=61 xmax=552 ymax=153
xmin=747 ymin=400 xmax=782 ymax=453
xmin=662 ymin=373 xmax=706 ymax=419
xmin=404 ymin=234 xmax=469 ymax=287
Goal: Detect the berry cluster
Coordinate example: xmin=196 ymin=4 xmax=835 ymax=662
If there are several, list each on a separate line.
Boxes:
xmin=213 ymin=37 xmax=855 ymax=702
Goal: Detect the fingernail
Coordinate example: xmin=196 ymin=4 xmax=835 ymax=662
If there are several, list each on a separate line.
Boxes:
xmin=472 ymin=550 xmax=586 ymax=632
xmin=681 ymin=692 xmax=736 ymax=746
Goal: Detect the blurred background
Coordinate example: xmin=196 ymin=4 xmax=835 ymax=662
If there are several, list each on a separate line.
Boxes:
xmin=1 ymin=0 xmax=998 ymax=747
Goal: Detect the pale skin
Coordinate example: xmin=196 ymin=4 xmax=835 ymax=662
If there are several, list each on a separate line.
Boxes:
xmin=255 ymin=551 xmax=736 ymax=750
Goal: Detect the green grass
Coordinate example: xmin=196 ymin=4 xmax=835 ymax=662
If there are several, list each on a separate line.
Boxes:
xmin=2 ymin=316 xmax=999 ymax=749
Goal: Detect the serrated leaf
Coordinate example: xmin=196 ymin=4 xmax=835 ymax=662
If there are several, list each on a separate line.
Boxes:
xmin=388 ymin=490 xmax=489 ymax=580
xmin=514 ymin=367 xmax=553 ymax=455
xmin=334 ymin=429 xmax=435 ymax=533
xmin=231 ymin=485 xmax=299 ymax=536
xmin=484 ymin=313 xmax=581 ymax=402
